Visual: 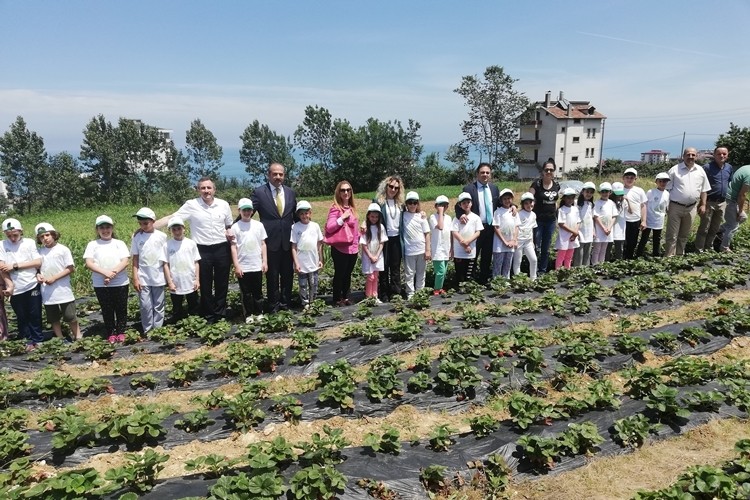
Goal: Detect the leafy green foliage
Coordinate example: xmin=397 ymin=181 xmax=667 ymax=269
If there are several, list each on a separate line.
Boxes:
xmin=209 ymin=471 xmax=285 ymax=500
xmin=104 ymin=449 xmax=169 ymax=493
xmin=428 ymin=424 xmax=456 ymax=452
xmin=186 ymin=454 xmax=243 ymax=479
xmin=289 ymin=464 xmax=346 ymax=500
xmin=363 ymin=426 xmax=402 ymax=455
xmin=366 ymin=356 xmax=404 ymax=401
xmin=99 ymin=404 xmax=172 ymax=448
xmin=611 ymin=413 xmax=657 ymax=448
xmin=174 ymin=409 xmax=215 ymax=433
xmin=317 ymin=360 xmax=356 ymax=410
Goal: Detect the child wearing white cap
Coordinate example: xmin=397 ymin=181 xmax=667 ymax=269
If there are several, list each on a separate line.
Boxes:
xmin=230 ymin=198 xmax=268 ymax=323
xmin=131 ymin=207 xmax=168 ymax=334
xmin=636 ymin=173 xmax=671 ymax=257
xmin=35 ymin=223 xmax=81 ymax=341
xmin=451 ymin=192 xmax=483 ymax=285
xmin=513 ymin=193 xmax=538 ymax=280
xmin=401 ymin=191 xmax=430 ymax=299
xmin=1 ymin=218 xmax=42 ymax=348
xmin=360 ymin=203 xmax=388 ymax=302
xmin=429 ymin=195 xmax=452 ymax=295
xmin=83 ymin=215 xmax=130 ymax=342
xmin=609 ymin=182 xmax=627 ymax=261
xmin=290 ymin=201 xmax=324 ymax=308
xmin=622 ymin=168 xmax=648 ymax=259
xmin=164 ymin=216 xmax=201 ymax=321
xmin=554 ymin=188 xmax=581 ymax=269
xmin=573 ymin=182 xmax=597 ymax=267
xmin=592 ymin=183 xmax=617 ymax=265
xmin=492 ymin=189 xmax=519 ymax=279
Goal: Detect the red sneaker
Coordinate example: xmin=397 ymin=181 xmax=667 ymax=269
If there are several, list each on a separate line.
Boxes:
xmin=107 ymin=335 xmax=118 ymax=344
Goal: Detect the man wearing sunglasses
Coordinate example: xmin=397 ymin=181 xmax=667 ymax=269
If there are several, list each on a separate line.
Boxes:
xmin=455 ymin=163 xmax=500 ymax=284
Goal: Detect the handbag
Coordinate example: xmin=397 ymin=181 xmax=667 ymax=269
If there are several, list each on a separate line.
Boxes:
xmin=324 ymin=221 xmax=353 ymax=246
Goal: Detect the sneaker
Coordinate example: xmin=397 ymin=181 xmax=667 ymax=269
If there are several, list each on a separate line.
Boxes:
xmin=245 ymin=316 xmax=255 ymax=324
xmin=116 ymin=334 xmax=126 ymax=343
xmin=107 ymin=335 xmax=118 ymax=344
xmin=303 ymin=304 xmax=310 ymax=311
xmin=25 ymin=343 xmax=37 ymax=352
xmin=343 ymin=299 xmax=351 ymax=306
xmin=255 ymin=314 xmax=265 ymax=322
xmin=433 ymin=290 xmax=441 ymax=296
xmin=375 ymin=298 xmax=383 ymax=305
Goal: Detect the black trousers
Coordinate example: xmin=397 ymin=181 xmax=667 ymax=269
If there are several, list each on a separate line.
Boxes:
xmin=454 ymin=258 xmax=475 ymax=287
xmin=624 ymin=220 xmax=642 ymax=260
xmin=196 ymin=242 xmax=231 ymax=321
xmin=94 ymin=285 xmax=128 ymax=337
xmin=331 ymin=247 xmax=358 ymax=302
xmin=237 ymin=271 xmax=264 ymax=316
xmin=170 ymin=291 xmax=200 ymax=321
xmin=379 ymin=236 xmax=402 ymax=300
xmin=10 ymin=286 xmax=44 ymax=344
xmin=266 ymin=249 xmax=293 ymax=312
xmin=474 ymin=224 xmax=494 ymax=284
xmin=636 ymin=228 xmax=662 ymax=257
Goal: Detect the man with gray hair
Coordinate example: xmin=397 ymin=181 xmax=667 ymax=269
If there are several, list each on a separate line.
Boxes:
xmin=664 ymin=148 xmax=711 ymax=256
xmin=695 ymin=146 xmax=732 ymax=251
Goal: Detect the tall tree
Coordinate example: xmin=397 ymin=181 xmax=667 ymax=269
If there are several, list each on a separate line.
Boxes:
xmin=294 ymin=105 xmax=334 ymax=171
xmin=445 ymin=143 xmax=473 ymax=184
xmin=0 ymin=116 xmax=47 ymax=214
xmin=716 ymin=122 xmax=750 ymax=167
xmin=185 ymin=118 xmax=223 ymax=182
xmin=454 ymin=65 xmax=530 ymax=168
xmin=39 ymin=152 xmax=96 ymax=210
xmin=117 ymin=118 xmax=169 ymax=205
xmin=80 ymin=115 xmax=128 ymax=203
xmin=239 ymin=120 xmax=296 ymax=183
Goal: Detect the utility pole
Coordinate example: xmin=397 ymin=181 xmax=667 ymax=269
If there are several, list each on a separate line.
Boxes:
xmin=680 ymin=131 xmax=686 ymax=154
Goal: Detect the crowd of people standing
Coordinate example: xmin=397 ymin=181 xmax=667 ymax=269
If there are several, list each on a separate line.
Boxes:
xmin=1 ymin=148 xmax=746 ymax=349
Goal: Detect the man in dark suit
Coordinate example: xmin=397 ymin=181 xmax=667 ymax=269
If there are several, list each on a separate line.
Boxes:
xmin=251 ymin=162 xmax=297 ymax=312
xmin=455 ymin=162 xmax=499 ymax=284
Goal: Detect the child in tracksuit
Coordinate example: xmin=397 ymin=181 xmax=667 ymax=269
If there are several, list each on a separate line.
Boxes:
xmin=429 ymin=195 xmax=452 ymax=295
xmin=291 ymin=201 xmax=324 ymax=309
xmin=401 ymin=191 xmax=431 ymax=299
xmin=554 ymin=188 xmax=581 ymax=269
xmin=492 ymin=189 xmax=519 ymax=279
xmin=131 ymin=207 xmax=167 ymax=333
xmin=513 ymin=192 xmax=538 ymax=280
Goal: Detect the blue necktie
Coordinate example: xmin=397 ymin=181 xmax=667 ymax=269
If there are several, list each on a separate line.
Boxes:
xmin=483 ymin=185 xmax=492 ymax=224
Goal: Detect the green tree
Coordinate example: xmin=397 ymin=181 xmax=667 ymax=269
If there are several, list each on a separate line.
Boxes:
xmin=80 ymin=115 xmax=129 ymax=203
xmin=445 ymin=143 xmax=473 ymax=184
xmin=239 ymin=120 xmax=296 ymax=183
xmin=117 ymin=118 xmax=168 ymax=206
xmin=294 ymin=105 xmax=334 ymax=171
xmin=413 ymin=152 xmax=453 ymax=187
xmin=0 ymin=116 xmax=47 ymax=214
xmin=716 ymin=122 xmax=750 ymax=167
xmin=185 ymin=118 xmax=223 ymax=182
xmin=39 ymin=152 xmax=96 ymax=210
xmin=454 ymin=65 xmax=530 ymax=169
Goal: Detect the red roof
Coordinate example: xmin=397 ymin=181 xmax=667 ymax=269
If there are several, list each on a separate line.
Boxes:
xmin=537 ymin=100 xmax=607 ymax=120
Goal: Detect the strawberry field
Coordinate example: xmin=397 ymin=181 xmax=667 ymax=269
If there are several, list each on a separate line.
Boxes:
xmin=1 ymin=248 xmax=749 ymax=499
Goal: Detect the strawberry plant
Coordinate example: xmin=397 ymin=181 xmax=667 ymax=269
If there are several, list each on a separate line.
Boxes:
xmin=428 ymin=424 xmax=456 ymax=451
xmin=317 ymin=359 xmax=356 ymax=410
xmin=662 ymin=356 xmax=715 ymax=386
xmin=461 ymin=306 xmax=488 ymax=329
xmin=441 ymin=336 xmax=483 ymax=362
xmin=408 ymin=349 xmax=433 ymax=373
xmin=0 ymin=428 xmax=31 ymax=462
xmin=247 ymin=436 xmax=297 ymax=465
xmin=558 ymin=422 xmax=604 ymax=456
xmin=511 ymin=298 xmax=541 ymax=315
xmin=168 ymin=354 xmax=210 ymax=387
xmin=555 ymin=340 xmax=604 ymax=373
xmin=513 ymin=346 xmax=545 ymax=374
xmin=104 ymin=449 xmax=169 ymax=493
xmin=222 ymin=391 xmax=266 ymax=431
xmin=435 ymin=359 xmax=482 ymax=400
xmin=615 ymin=334 xmax=649 ymax=357
xmin=407 ymin=372 xmax=432 ymax=393
xmin=645 ymin=384 xmax=691 ymax=423
xmin=366 ymin=355 xmax=404 ymax=401
xmin=99 ymin=403 xmax=173 ymax=448
xmin=298 ymin=425 xmax=350 ymax=465
xmin=257 ymin=310 xmax=294 ymax=333
xmin=356 ymin=478 xmax=399 ymax=499
xmin=507 ymin=392 xmax=563 ymax=430
xmin=43 ymin=406 xmax=97 ymax=452
xmin=582 ymin=379 xmax=622 ymax=410
xmin=650 ymin=331 xmax=681 ymax=352
xmin=482 ymin=453 xmax=512 ymax=496
xmin=196 ymin=319 xmax=231 ymax=345
xmin=539 ymin=289 xmax=566 ymax=316
xmin=469 ymin=414 xmax=499 ymax=437
xmin=74 ymin=336 xmax=116 ymax=360
xmin=211 ymin=471 xmax=285 ymax=500
xmin=363 ymin=426 xmax=401 ymax=455
xmin=185 ymin=454 xmax=243 ymax=479
xmin=0 ymin=408 xmax=29 ymax=431
xmin=23 ymin=468 xmax=114 ymax=498
xmin=681 ymin=390 xmax=725 ymax=412
xmin=289 ymin=464 xmax=346 ymax=500
xmin=191 ymin=389 xmax=227 ymax=410
xmin=611 ymin=413 xmax=656 ymax=448
xmin=388 ymin=308 xmax=423 ymax=341
xmin=175 ymin=315 xmax=208 ymax=337
xmin=76 ymin=377 xmax=113 ymax=396
xmin=408 ymin=288 xmax=432 ymax=309
xmin=678 ymin=326 xmax=712 ymax=347
xmin=270 ymin=395 xmax=303 ymax=423
xmin=148 ymin=325 xmax=189 ymax=348
xmin=129 ymin=373 xmax=159 ymax=390
xmin=489 ymin=276 xmax=511 ymax=297
xmin=420 ymin=464 xmax=450 ymax=496
xmin=28 ymin=368 xmax=79 ymax=399
xmin=624 ymin=366 xmax=665 ymax=398
xmin=352 ymin=300 xmax=373 ymax=319
xmin=174 ymin=409 xmax=215 ymax=433
xmin=0 ymin=377 xmax=24 ymax=409
xmin=517 ymin=434 xmax=560 ymax=471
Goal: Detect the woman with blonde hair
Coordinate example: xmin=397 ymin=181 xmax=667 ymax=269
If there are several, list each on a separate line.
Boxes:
xmin=374 ymin=175 xmax=405 ymax=301
xmin=324 ymin=180 xmax=359 ymax=306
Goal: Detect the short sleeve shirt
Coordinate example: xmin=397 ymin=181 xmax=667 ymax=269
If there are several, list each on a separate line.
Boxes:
xmin=167 ymin=237 xmax=201 ymax=295
xmin=360 ymin=224 xmax=388 ymax=274
xmin=578 ymin=201 xmax=595 ymax=244
xmin=2 ymin=238 xmax=40 ymax=295
xmin=429 ymin=213 xmax=453 ymax=261
xmin=290 ymin=221 xmax=323 ymax=273
xmin=555 ymin=204 xmax=581 ymax=250
xmin=593 ymin=199 xmax=617 ymax=243
xmin=727 ymin=164 xmax=750 ymax=202
xmin=131 ymin=231 xmax=167 ymax=286
xmin=451 ymin=212 xmax=483 ymax=259
xmin=39 ymin=243 xmax=75 ymax=304
xmin=174 ymin=197 xmax=233 ymax=245
xmin=530 ymin=178 xmax=561 ymax=222
xmin=517 ymin=209 xmax=537 ymax=241
xmin=667 ymin=163 xmax=711 ymax=205
xmin=645 ymin=188 xmax=670 ymax=230
xmin=623 ymin=186 xmax=647 ymax=222
xmin=231 ymin=219 xmax=267 ymax=272
xmin=492 ymin=206 xmax=519 ymax=253
xmin=83 ymin=239 xmax=130 ymax=288
xmin=401 ymin=212 xmax=430 ymax=256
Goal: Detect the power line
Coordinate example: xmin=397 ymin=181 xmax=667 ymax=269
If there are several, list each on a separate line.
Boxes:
xmin=608 ymin=106 xmax=750 ymax=121
xmin=602 ymin=134 xmax=684 ymax=150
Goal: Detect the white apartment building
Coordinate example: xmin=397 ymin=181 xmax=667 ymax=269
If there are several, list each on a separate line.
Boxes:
xmin=516 ymin=91 xmax=606 ymax=178
xmin=641 ymin=149 xmax=670 ymax=164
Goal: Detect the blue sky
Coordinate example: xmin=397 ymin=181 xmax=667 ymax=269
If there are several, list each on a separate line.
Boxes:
xmin=1 ymin=0 xmax=749 ymax=161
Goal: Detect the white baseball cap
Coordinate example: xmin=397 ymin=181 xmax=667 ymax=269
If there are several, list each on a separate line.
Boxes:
xmin=405 ymin=191 xmax=419 ymax=201
xmin=435 ymin=195 xmax=449 ymax=205
xmin=624 ymin=168 xmax=638 ymax=176
xmin=599 ymin=182 xmax=613 ymax=192
xmin=520 ymin=192 xmax=534 ymax=202
xmin=582 ymin=182 xmax=596 ymax=190
xmin=2 ymin=218 xmax=22 ymax=231
xmin=167 ymin=216 xmax=185 ymax=228
xmin=95 ymin=215 xmax=114 ymax=226
xmin=134 ymin=207 xmax=156 ymax=220
xmin=562 ymin=187 xmax=577 ymax=197
xmin=655 ymin=172 xmax=670 ymax=181
xmin=458 ymin=192 xmax=472 ymax=203
xmin=611 ymin=182 xmax=625 ymax=195
xmin=238 ymin=198 xmax=254 ymax=210
xmin=35 ymin=222 xmax=56 ymax=234
xmin=499 ymin=188 xmax=514 ymax=198
xmin=296 ymin=200 xmax=312 ymax=212
xmin=367 ymin=203 xmax=381 ymax=213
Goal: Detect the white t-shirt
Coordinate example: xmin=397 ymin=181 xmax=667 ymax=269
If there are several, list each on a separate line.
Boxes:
xmin=131 ymin=231 xmax=167 ymax=286
xmin=167 ymin=237 xmax=201 ymax=295
xmin=290 ymin=221 xmax=323 ymax=273
xmin=39 ymin=243 xmax=75 ymax=305
xmin=555 ymin=204 xmax=581 ymax=250
xmin=451 ymin=212 xmax=483 ymax=259
xmin=492 ymin=206 xmax=519 ymax=253
xmin=645 ymin=188 xmax=671 ymax=230
xmin=578 ymin=201 xmax=595 ymax=244
xmin=231 ymin=219 xmax=267 ymax=272
xmin=174 ymin=197 xmax=233 ymax=245
xmin=613 ymin=202 xmax=626 ymax=241
xmin=623 ymin=186 xmax=647 ymax=222
xmin=83 ymin=239 xmax=130 ymax=288
xmin=2 ymin=238 xmax=40 ymax=295
xmin=429 ymin=213 xmax=452 ymax=261
xmin=360 ymin=224 xmax=388 ymax=274
xmin=517 ymin=209 xmax=537 ymax=242
xmin=401 ymin=212 xmax=430 ymax=256
xmin=383 ymin=200 xmax=401 ymax=237
xmin=593 ymin=199 xmax=618 ymax=243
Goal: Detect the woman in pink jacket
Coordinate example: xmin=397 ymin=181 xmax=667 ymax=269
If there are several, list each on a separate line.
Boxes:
xmin=325 ymin=180 xmax=360 ymax=306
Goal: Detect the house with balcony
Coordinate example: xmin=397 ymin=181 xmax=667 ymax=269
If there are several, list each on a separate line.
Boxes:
xmin=641 ymin=149 xmax=670 ymax=164
xmin=516 ymin=91 xmax=606 ymax=179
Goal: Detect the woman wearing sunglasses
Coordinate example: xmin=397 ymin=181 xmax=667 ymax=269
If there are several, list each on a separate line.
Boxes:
xmin=528 ymin=159 xmax=561 ymax=274
xmin=373 ymin=175 xmax=406 ymax=301
xmin=324 ymin=180 xmax=359 ymax=306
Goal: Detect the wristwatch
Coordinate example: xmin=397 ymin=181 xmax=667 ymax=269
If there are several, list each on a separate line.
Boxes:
xmin=12 ymin=263 xmax=18 ymax=271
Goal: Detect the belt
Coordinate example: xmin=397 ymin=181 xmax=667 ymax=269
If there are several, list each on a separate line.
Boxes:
xmin=670 ymin=200 xmax=696 ymax=208
xmin=707 ymin=197 xmax=725 ymax=203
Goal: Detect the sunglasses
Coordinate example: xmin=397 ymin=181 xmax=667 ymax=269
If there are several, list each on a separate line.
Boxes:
xmin=388 ymin=184 xmax=400 ymax=190
xmin=656 ymin=179 xmax=668 ymax=182
xmin=406 ymin=200 xmax=418 ymax=205
xmin=599 ymin=190 xmax=611 ymax=193
xmin=339 ymin=188 xmax=352 ymax=193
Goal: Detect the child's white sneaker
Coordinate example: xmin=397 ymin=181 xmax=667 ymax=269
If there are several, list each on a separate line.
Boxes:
xmin=245 ymin=316 xmax=254 ymax=324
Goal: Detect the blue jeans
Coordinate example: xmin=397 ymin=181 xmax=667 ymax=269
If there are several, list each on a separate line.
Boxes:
xmin=534 ymin=218 xmax=556 ymax=274
xmin=11 ymin=285 xmax=44 ymax=345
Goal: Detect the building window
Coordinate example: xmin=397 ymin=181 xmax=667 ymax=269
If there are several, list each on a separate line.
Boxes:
xmin=586 ymin=128 xmax=592 ymax=139
xmin=560 ymin=147 xmax=564 ymax=153
xmin=585 ymin=148 xmax=590 ymax=158
xmin=572 ymin=136 xmax=580 ymax=143
xmin=561 ymin=126 xmax=565 ymax=133
xmin=591 ymin=128 xmax=596 ymax=138
xmin=572 ymin=156 xmax=579 ymax=163
xmin=591 ymin=148 xmax=595 ymax=158
xmin=573 ymin=119 xmax=581 ymax=124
